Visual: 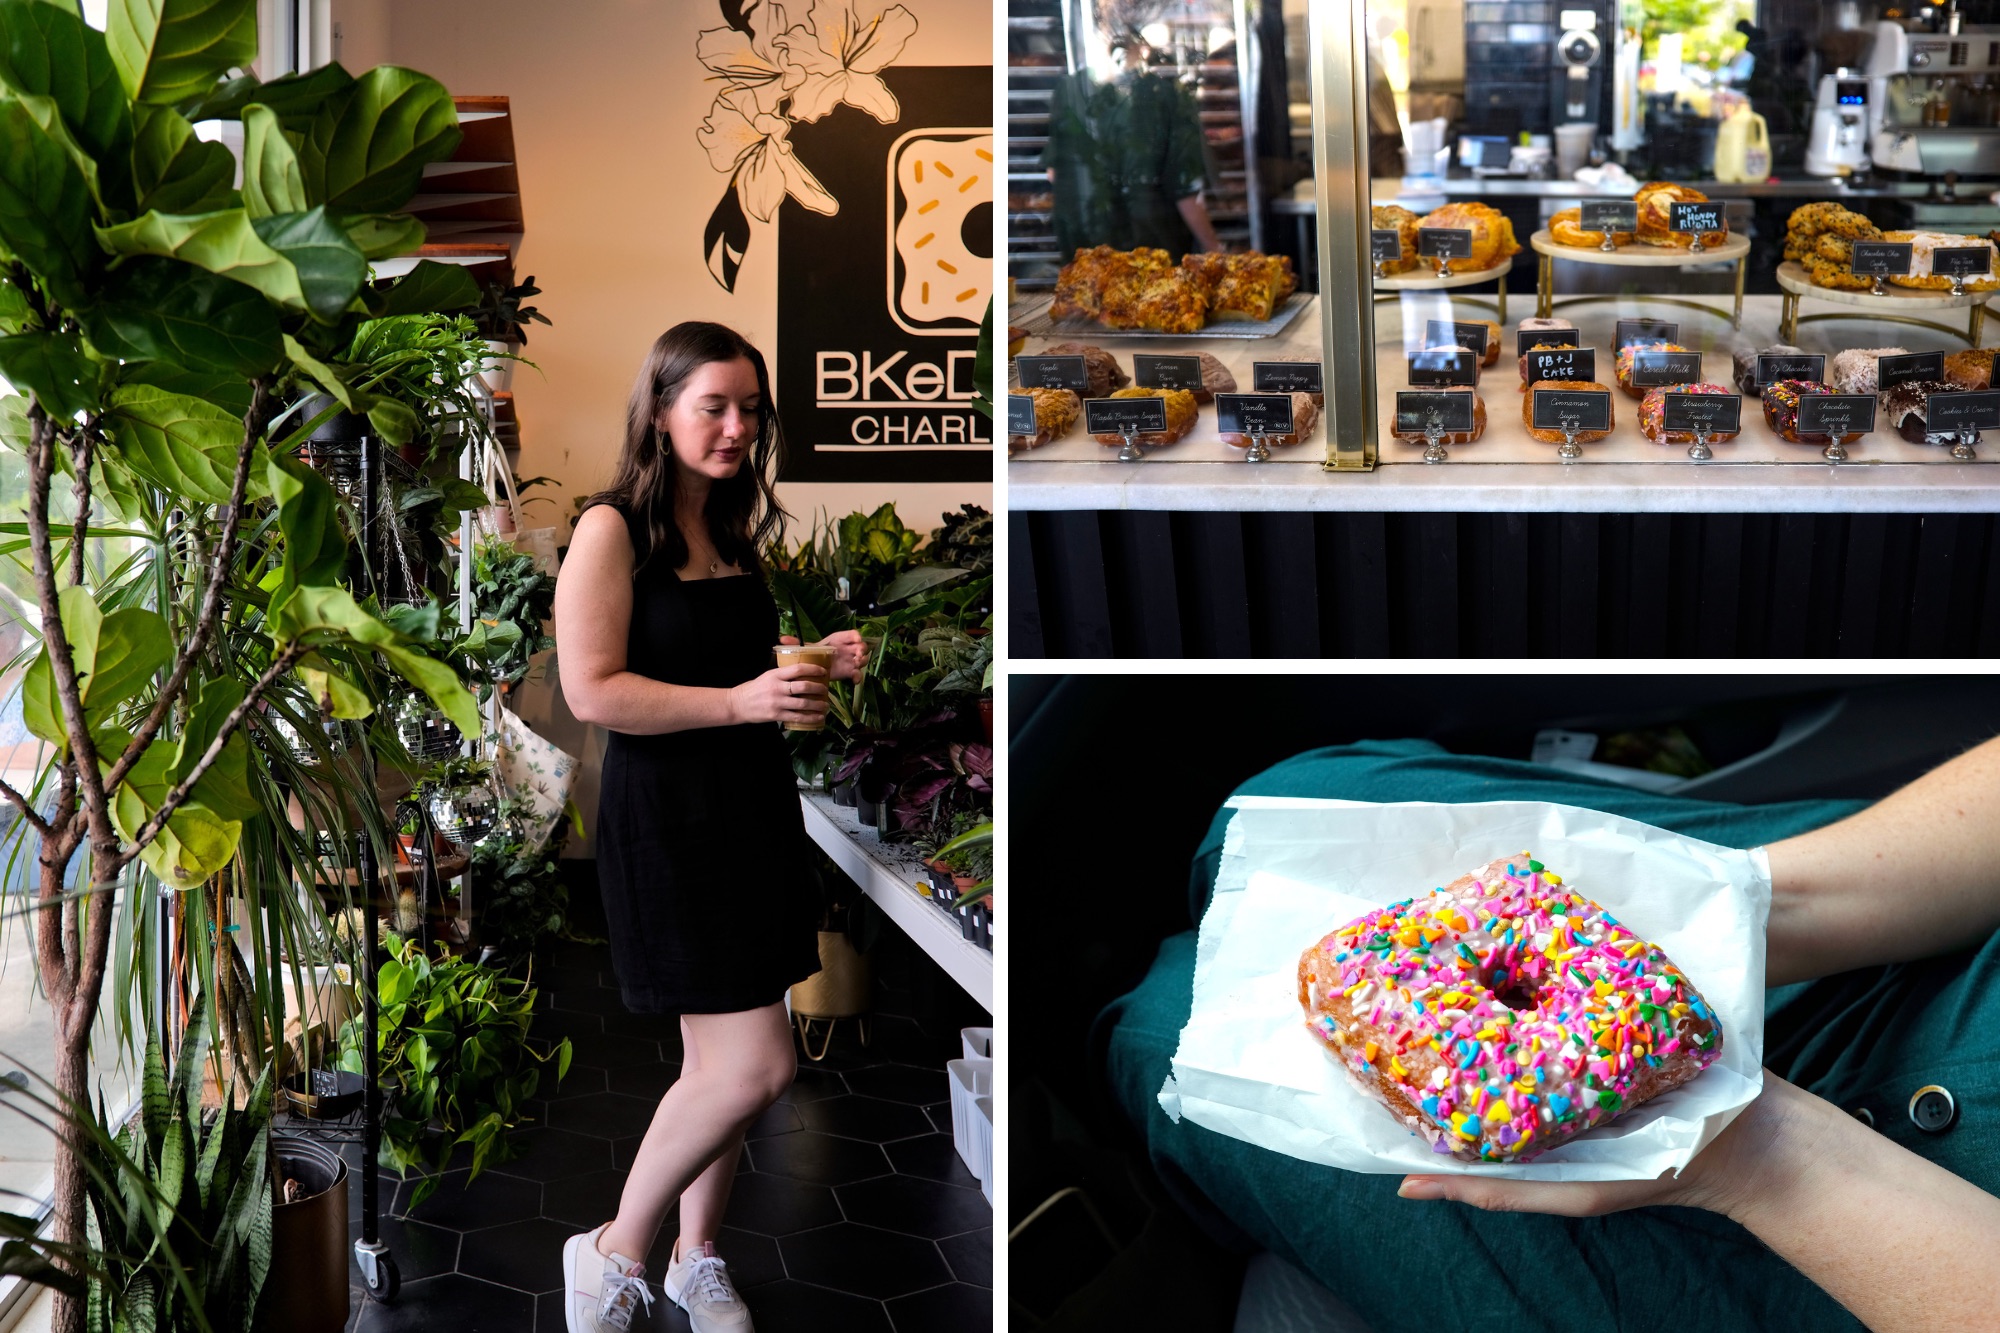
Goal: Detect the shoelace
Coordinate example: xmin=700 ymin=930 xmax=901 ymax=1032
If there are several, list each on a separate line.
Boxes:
xmin=686 ymin=1254 xmax=736 ymax=1308
xmin=599 ymin=1268 xmax=654 ymax=1331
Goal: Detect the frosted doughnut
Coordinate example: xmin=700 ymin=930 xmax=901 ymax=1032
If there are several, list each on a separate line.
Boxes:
xmin=893 ymin=133 xmax=993 ymax=328
xmin=1297 ymin=852 xmax=1724 ymax=1163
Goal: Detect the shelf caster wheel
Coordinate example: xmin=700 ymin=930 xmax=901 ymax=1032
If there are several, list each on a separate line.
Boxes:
xmin=357 ymin=1242 xmax=400 ymax=1301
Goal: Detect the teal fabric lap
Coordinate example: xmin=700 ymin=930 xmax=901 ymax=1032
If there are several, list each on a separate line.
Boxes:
xmin=1099 ymin=740 xmax=2000 ymax=1333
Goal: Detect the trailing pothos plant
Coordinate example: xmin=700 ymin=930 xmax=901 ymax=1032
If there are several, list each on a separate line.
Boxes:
xmin=0 ymin=5 xmax=485 ymax=1329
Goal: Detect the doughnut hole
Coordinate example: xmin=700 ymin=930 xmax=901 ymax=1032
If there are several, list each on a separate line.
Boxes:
xmin=1490 ymin=975 xmax=1541 ymax=1013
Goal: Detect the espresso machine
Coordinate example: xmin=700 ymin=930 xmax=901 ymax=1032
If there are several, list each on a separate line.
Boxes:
xmin=1552 ymin=10 xmax=1604 ymax=128
xmin=1806 ymin=71 xmax=1872 ymax=177
xmin=1865 ymin=15 xmax=2000 ymax=178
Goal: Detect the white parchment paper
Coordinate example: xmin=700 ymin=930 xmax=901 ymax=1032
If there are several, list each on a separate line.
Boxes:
xmin=1157 ymin=798 xmax=1770 ymax=1181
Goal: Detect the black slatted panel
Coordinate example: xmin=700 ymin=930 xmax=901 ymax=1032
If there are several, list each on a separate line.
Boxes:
xmin=1016 ymin=510 xmax=2000 ymax=658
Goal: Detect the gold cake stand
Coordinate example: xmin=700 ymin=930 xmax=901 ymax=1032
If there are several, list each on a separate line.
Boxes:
xmin=1373 ymin=259 xmax=1512 ymax=324
xmin=1530 ymin=230 xmax=1753 ymax=329
xmin=1773 ymin=261 xmax=1994 ymax=347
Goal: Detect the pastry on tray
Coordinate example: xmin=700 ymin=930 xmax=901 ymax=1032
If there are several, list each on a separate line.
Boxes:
xmin=1297 ymin=852 xmax=1725 ymax=1164
xmin=1007 ymin=387 xmax=1081 ymax=453
xmin=1183 ymin=251 xmax=1299 ymax=321
xmin=1880 ymin=378 xmax=1972 ymax=444
xmin=1944 ymin=348 xmax=1999 ymax=391
xmin=1763 ymin=379 xmax=1864 ymax=446
xmin=1730 ymin=344 xmax=1810 ymax=397
xmin=1548 ymin=206 xmax=1634 ymax=249
xmin=1089 ymin=386 xmax=1199 ymax=447
xmin=1371 ymin=204 xmax=1422 ymax=275
xmin=1415 ymin=202 xmax=1521 ymax=272
xmin=1050 ymin=245 xmax=1208 ymax=333
xmin=1881 ymin=231 xmax=2000 ymax=293
xmin=1633 ymin=181 xmax=1726 ymax=248
xmin=1614 ymin=342 xmax=1696 ymax=399
xmin=1041 ymin=341 xmax=1130 ymax=398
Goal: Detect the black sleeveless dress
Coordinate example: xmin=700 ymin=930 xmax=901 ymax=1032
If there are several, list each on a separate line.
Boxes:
xmin=590 ymin=503 xmax=822 ymax=1014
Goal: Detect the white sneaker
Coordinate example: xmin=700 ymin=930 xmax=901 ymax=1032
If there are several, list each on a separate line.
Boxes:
xmin=563 ymin=1223 xmax=654 ymax=1332
xmin=663 ymin=1240 xmax=753 ymax=1332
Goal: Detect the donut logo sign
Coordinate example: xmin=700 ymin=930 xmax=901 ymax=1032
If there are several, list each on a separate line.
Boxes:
xmin=888 ymin=129 xmax=992 ymax=335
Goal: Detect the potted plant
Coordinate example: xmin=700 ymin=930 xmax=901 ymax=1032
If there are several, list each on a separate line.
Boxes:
xmin=471 ymin=274 xmax=552 ymax=392
xmin=467 ymin=792 xmax=581 ymax=963
xmin=788 ymin=858 xmax=882 ymax=1059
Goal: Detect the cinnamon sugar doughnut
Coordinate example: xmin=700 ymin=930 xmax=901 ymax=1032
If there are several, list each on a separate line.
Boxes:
xmin=1297 ymin=853 xmax=1725 ymax=1164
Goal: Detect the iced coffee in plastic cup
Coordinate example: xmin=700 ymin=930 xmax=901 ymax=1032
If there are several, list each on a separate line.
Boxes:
xmin=771 ymin=644 xmax=836 ymax=731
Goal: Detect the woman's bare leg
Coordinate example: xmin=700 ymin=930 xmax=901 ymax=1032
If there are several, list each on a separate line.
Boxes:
xmin=596 ymin=1002 xmax=795 ymax=1263
xmin=674 ymin=1013 xmax=749 ymax=1258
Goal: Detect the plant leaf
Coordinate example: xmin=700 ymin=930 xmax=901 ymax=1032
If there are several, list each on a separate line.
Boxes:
xmin=279 ymin=330 xmax=354 ymax=410
xmin=0 ymin=329 xmax=98 ymax=419
xmin=107 ymin=0 xmax=258 ymax=107
xmin=171 ymin=676 xmax=257 ymax=821
xmin=131 ymin=102 xmax=235 ymax=213
xmin=81 ymin=256 xmax=285 ymax=377
xmin=180 ymin=61 xmax=354 ymax=125
xmin=96 ymin=206 xmax=309 ymax=312
xmin=356 ymin=390 xmax=416 ymax=445
xmin=116 ymin=357 xmax=256 ymax=416
xmin=375 ymin=259 xmax=480 ymax=315
xmin=0 ymin=95 xmax=98 ymax=308
xmin=106 ymin=730 xmax=242 ymax=887
xmin=0 ymin=0 xmax=133 ymax=180
xmin=296 ymin=653 xmax=372 ymax=719
xmin=239 ymin=102 xmax=306 ymax=218
xmin=335 ymin=210 xmax=425 ymax=260
xmin=104 ymin=382 xmax=268 ymax=505
xmin=299 ymin=65 xmax=461 ymax=212
xmin=267 ymin=450 xmax=346 ymax=596
xmin=82 ymin=604 xmax=173 ymax=721
xmin=268 ymin=584 xmax=478 ymax=734
xmin=250 ymin=205 xmax=367 ymax=321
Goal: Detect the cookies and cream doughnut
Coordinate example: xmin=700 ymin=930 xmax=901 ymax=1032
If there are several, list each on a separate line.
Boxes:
xmin=1007 ymin=387 xmax=1080 ymax=453
xmin=1638 ymin=383 xmax=1737 ymax=443
xmin=894 ymin=134 xmax=992 ymax=324
xmin=1297 ymin=853 xmax=1725 ymax=1164
xmin=1548 ymin=206 xmax=1633 ymax=249
xmin=1829 ymin=347 xmax=1909 ymax=396
xmin=1880 ymin=379 xmax=1970 ymax=444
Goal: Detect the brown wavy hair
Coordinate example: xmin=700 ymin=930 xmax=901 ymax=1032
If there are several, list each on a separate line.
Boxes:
xmin=590 ymin=321 xmax=789 ymax=573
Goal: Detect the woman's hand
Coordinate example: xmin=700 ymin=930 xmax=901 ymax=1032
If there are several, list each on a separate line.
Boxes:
xmin=807 ymin=629 xmax=870 ymax=682
xmin=731 ymin=662 xmax=829 ymax=726
xmin=1396 ymin=1071 xmax=1822 ymax=1221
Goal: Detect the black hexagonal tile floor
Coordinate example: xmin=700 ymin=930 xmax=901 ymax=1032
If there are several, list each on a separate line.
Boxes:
xmin=563 ymin=1029 xmax=666 ymax=1070
xmin=455 ymin=1215 xmax=578 ymax=1294
xmin=713 ymin=1170 xmax=842 ymax=1238
xmin=887 ymin=1280 xmax=993 ymax=1331
xmin=745 ymin=1100 xmax=805 ymax=1139
xmin=541 ymin=1167 xmax=637 ymax=1230
xmin=341 ymin=1213 xmax=462 ymax=1282
xmin=723 ymin=1278 xmax=894 ymax=1332
xmin=392 ymin=1167 xmax=542 ymax=1232
xmin=776 ymin=1064 xmax=848 ymax=1104
xmin=606 ymin=1059 xmax=683 ymax=1100
xmin=938 ymin=1229 xmax=990 ymax=1288
xmin=642 ymin=1224 xmax=784 ymax=1290
xmin=488 ymin=1125 xmax=615 ymax=1184
xmin=837 ymin=1174 xmax=988 ymax=1240
xmin=746 ymin=1130 xmax=893 ymax=1187
xmin=800 ymin=1094 xmax=933 ymax=1144
xmin=883 ymin=1133 xmax=980 ymax=1189
xmin=842 ymin=1063 xmax=949 ymax=1106
xmin=779 ymin=1223 xmax=952 ymax=1300
xmin=351 ymin=1272 xmax=535 ymax=1331
xmin=537 ymin=1061 xmax=609 ymax=1100
xmin=542 ymin=1090 xmax=660 ymax=1139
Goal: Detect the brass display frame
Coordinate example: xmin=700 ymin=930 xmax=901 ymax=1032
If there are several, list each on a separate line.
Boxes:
xmin=1311 ymin=0 xmax=1377 ymax=471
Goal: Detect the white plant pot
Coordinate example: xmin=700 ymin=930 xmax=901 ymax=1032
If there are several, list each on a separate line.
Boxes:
xmin=478 ymin=339 xmax=515 ymax=394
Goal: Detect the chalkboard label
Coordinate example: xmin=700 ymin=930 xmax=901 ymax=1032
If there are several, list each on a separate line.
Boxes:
xmin=1934 ymin=247 xmax=1992 ymax=279
xmin=1083 ymin=396 xmax=1168 ymax=435
xmin=1630 ymin=350 xmax=1705 ymax=386
xmin=1580 ymin=200 xmax=1638 ymax=233
xmin=1797 ymin=394 xmax=1877 ymax=437
xmin=1850 ymin=241 xmax=1914 ymax=276
xmin=1925 ymin=390 xmax=2000 ymax=432
xmin=1133 ymin=354 xmax=1204 ymax=392
xmin=1517 ymin=326 xmax=1580 ymax=359
xmin=1425 ymin=319 xmax=1491 ymax=358
xmin=1614 ymin=318 xmax=1680 ymax=350
xmin=1215 ymin=393 xmax=1296 ymax=436
xmin=1252 ymin=360 xmax=1323 ymax=395
xmin=1409 ymin=347 xmax=1479 ymax=386
xmin=1878 ymin=350 xmax=1945 ymax=389
xmin=1527 ymin=346 xmax=1596 ymax=382
xmin=1670 ymin=201 xmax=1727 ymax=233
xmin=1417 ymin=227 xmax=1474 ymax=260
xmin=1371 ymin=229 xmax=1402 ymax=262
xmin=1394 ymin=391 xmax=1476 ymax=433
xmin=1007 ymin=394 xmax=1036 ymax=437
xmin=1756 ymin=353 xmax=1826 ymax=386
xmin=1017 ymin=355 xmax=1091 ymax=392
xmin=1531 ymin=388 xmax=1613 ymax=432
xmin=1662 ymin=393 xmax=1742 ymax=433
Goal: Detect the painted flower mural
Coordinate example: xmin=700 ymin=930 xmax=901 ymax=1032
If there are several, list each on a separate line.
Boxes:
xmin=697 ymin=0 xmax=918 ymax=290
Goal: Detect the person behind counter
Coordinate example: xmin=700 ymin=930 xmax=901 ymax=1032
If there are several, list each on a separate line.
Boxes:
xmin=1043 ymin=13 xmax=1224 ymax=259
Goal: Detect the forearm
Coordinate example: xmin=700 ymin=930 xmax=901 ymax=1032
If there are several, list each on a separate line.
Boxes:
xmin=1179 ymin=194 xmax=1223 ymax=252
xmin=1725 ymin=1077 xmax=2000 ymax=1331
xmin=568 ymin=672 xmax=739 ymax=735
xmin=1765 ymin=734 xmax=2000 ymax=985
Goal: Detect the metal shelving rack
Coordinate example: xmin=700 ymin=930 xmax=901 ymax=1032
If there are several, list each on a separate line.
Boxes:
xmin=1007 ymin=1 xmax=1069 ymax=290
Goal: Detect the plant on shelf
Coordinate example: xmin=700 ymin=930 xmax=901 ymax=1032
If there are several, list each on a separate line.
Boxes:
xmin=473 ymin=274 xmax=553 ymax=345
xmin=468 ymin=792 xmax=582 ymax=962
xmin=937 ymin=819 xmax=994 ymax=909
xmin=337 ymin=937 xmax=570 ymax=1209
xmin=0 ymin=8 xmax=482 ymax=1322
xmin=464 ymin=535 xmax=556 ymax=695
xmin=929 ymin=503 xmax=993 ymax=573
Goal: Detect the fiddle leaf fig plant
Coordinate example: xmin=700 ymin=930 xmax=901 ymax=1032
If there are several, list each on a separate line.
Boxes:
xmin=0 ymin=4 xmax=483 ymax=1327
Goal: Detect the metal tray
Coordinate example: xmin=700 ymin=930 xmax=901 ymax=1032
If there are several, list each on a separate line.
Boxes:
xmin=1013 ymin=290 xmax=1312 ymax=340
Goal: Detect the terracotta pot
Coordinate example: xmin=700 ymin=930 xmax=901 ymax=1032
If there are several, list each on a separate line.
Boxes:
xmin=789 ymin=930 xmax=872 ymax=1019
xmin=267 ymin=1138 xmax=349 ymax=1333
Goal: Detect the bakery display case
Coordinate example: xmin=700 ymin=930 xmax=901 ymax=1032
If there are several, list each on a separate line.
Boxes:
xmin=1008 ymin=2 xmax=2000 ymax=657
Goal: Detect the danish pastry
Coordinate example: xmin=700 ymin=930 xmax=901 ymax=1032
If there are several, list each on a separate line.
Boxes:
xmin=1633 ymin=182 xmax=1725 ymax=248
xmin=1089 ymin=386 xmax=1199 ymax=447
xmin=1548 ymin=206 xmax=1633 ymax=249
xmin=1006 ymin=387 xmax=1080 ymax=453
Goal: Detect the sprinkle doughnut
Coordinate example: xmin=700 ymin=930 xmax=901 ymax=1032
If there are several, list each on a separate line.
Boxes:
xmin=892 ymin=133 xmax=992 ymax=328
xmin=1297 ymin=853 xmax=1724 ymax=1164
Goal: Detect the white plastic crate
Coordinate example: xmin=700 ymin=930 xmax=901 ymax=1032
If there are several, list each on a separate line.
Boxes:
xmin=947 ymin=1057 xmax=993 ymax=1187
xmin=961 ymin=1026 xmax=992 ymax=1062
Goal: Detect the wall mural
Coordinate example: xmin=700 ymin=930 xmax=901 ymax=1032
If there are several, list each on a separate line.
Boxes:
xmin=696 ymin=0 xmax=992 ymax=484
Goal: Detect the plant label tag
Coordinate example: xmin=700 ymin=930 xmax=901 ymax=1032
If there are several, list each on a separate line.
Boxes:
xmin=1614 ymin=318 xmax=1680 ymax=350
xmin=1395 ymin=391 xmax=1475 ymax=433
xmin=1133 ymin=354 xmax=1204 ymax=392
xmin=1417 ymin=227 xmax=1474 ymax=260
xmin=1850 ymin=241 xmax=1914 ymax=276
xmin=1924 ymin=391 xmax=2000 ymax=432
xmin=1408 ymin=347 xmax=1478 ymax=385
xmin=1016 ymin=355 xmax=1090 ymax=392
xmin=1527 ymin=346 xmax=1596 ymax=382
xmin=1934 ymin=247 xmax=1992 ymax=279
xmin=1756 ymin=353 xmax=1825 ymax=387
xmin=1252 ymin=360 xmax=1323 ymax=395
xmin=1007 ymin=394 xmax=1037 ymax=437
xmin=1670 ymin=201 xmax=1726 ymax=233
xmin=1531 ymin=388 xmax=1612 ymax=431
xmin=1517 ymin=326 xmax=1580 ymax=358
xmin=1371 ymin=229 xmax=1402 ymax=261
xmin=1424 ymin=319 xmax=1491 ymax=358
xmin=1083 ymin=396 xmax=1167 ymax=434
xmin=1662 ymin=392 xmax=1742 ymax=433
xmin=1580 ymin=200 xmax=1639 ymax=233
xmin=1629 ymin=349 xmax=1704 ymax=386
xmin=1878 ymin=350 xmax=1945 ymax=389
xmin=1798 ymin=394 xmax=1876 ymax=437
xmin=1215 ymin=393 xmax=1296 ymax=436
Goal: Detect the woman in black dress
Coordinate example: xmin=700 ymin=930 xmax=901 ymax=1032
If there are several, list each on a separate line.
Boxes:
xmin=553 ymin=322 xmax=866 ymax=1333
